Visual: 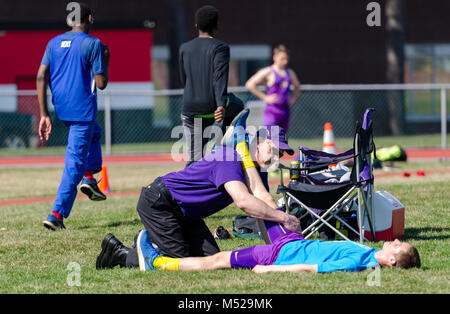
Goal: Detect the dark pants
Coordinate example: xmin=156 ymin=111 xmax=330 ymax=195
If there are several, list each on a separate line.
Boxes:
xmin=125 ymin=177 xmax=220 ymax=267
xmin=181 ymin=115 xmax=216 ymax=168
xmin=181 ymin=97 xmax=244 ymax=167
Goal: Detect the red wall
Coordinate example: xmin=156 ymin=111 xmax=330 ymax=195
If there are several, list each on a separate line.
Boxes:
xmin=0 ymin=28 xmax=152 ymax=85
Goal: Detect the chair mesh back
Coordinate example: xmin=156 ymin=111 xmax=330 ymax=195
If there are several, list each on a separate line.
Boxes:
xmin=350 ymin=109 xmax=375 ymax=184
xmin=285 ymin=181 xmax=354 ymax=209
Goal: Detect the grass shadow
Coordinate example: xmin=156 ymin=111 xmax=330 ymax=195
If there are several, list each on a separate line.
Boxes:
xmin=74 ymin=218 xmax=142 ymax=230
xmin=403 ymin=227 xmax=450 ymax=241
xmin=103 ymin=218 xmax=142 ymax=228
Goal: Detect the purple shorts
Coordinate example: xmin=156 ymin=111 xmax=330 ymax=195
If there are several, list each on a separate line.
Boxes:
xmin=230 ymin=221 xmax=304 ymax=269
xmin=263 ymin=105 xmax=290 ymax=132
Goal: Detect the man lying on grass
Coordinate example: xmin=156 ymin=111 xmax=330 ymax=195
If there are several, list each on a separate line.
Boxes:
xmin=96 ymin=215 xmax=421 ymax=273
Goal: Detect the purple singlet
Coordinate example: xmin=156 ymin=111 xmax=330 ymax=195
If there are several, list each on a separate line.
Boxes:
xmin=266 ymin=67 xmax=291 ymax=107
xmin=263 ymin=67 xmax=292 ymax=131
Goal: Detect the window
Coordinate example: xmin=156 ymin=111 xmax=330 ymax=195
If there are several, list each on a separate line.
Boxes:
xmin=405 ymin=44 xmax=450 ymax=119
xmin=228 ymin=45 xmax=271 ymax=86
xmin=152 ymin=44 xmax=271 ymax=88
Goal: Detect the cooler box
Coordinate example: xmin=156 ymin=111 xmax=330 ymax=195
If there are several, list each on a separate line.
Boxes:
xmin=359 ymin=190 xmax=405 ymax=241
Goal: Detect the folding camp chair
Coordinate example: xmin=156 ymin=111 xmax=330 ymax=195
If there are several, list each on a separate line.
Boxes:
xmin=277 ymin=108 xmax=376 ymax=242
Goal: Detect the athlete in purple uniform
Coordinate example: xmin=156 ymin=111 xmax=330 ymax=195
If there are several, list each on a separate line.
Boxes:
xmin=246 ymin=44 xmax=301 ymax=132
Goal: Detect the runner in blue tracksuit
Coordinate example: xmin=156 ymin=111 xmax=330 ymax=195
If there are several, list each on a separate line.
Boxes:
xmin=37 ymin=3 xmax=109 ymax=230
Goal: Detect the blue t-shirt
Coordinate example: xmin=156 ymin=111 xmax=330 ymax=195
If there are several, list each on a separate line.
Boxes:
xmin=41 ymin=31 xmax=106 ymax=121
xmin=161 ymin=146 xmax=269 ymax=219
xmin=41 ymin=31 xmax=105 ymax=74
xmin=274 ymin=240 xmax=380 ymax=273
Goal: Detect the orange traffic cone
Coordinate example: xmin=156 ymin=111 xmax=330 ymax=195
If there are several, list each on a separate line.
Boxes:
xmin=322 ymin=122 xmax=336 ymax=154
xmin=98 ymin=165 xmax=110 ymax=194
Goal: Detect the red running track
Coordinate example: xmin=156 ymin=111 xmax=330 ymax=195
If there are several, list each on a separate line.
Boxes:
xmin=2 ymin=166 xmax=450 ymax=207
xmin=0 ymin=153 xmax=185 ymax=167
xmin=0 ymin=148 xmax=449 ymax=167
xmin=0 ymin=190 xmax=141 ymax=207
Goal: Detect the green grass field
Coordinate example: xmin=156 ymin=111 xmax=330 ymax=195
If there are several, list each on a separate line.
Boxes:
xmin=0 ymin=160 xmax=449 ymax=294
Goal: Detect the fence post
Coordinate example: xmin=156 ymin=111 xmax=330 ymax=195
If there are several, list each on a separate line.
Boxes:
xmin=104 ymin=93 xmax=112 ymax=156
xmin=441 ymin=88 xmax=447 ymax=150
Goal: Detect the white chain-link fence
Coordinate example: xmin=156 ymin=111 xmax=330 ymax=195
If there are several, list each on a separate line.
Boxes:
xmin=0 ymin=84 xmax=448 ymax=154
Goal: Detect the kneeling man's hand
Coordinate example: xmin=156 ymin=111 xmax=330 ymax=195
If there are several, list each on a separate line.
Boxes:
xmin=283 ymin=214 xmax=302 ymax=234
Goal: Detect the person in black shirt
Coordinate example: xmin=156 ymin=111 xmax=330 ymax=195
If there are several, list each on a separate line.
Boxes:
xmin=179 ymin=5 xmax=241 ymax=167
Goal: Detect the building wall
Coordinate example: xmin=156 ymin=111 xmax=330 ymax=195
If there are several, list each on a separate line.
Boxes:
xmin=404 ymin=0 xmax=450 ymax=43
xmin=1 ymin=0 xmax=449 ymax=85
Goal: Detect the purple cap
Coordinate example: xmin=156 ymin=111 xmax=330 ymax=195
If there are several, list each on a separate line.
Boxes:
xmin=256 ymin=125 xmax=295 ymax=155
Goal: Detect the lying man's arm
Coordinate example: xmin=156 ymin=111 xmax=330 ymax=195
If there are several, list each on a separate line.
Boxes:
xmin=252 ymin=264 xmax=318 ymax=274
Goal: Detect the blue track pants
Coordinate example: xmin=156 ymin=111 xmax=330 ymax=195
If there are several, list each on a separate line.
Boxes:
xmin=52 ymin=121 xmax=102 ymax=218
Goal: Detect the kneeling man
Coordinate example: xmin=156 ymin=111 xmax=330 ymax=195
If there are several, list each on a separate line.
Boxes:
xmin=96 ymin=127 xmax=300 ymax=269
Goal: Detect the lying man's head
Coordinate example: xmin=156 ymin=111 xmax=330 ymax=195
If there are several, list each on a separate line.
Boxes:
xmin=377 ymin=239 xmax=421 ymax=269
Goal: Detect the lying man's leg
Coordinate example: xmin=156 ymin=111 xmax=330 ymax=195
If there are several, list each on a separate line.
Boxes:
xmin=96 ymin=229 xmax=294 ymax=272
xmin=136 ymin=219 xmax=303 ymax=271
xmin=140 ymin=228 xmax=294 ymax=272
xmin=178 ymin=252 xmax=232 ymax=271
xmin=135 ymin=229 xmax=259 ymax=271
xmin=222 ymin=109 xmax=301 ymax=241
xmin=265 ymin=220 xmax=299 ymax=242
xmin=137 ymin=249 xmax=232 ymax=271
xmin=260 ymin=208 xmax=304 ymax=243
xmin=134 ymin=229 xmax=231 ymax=271
xmin=180 ymin=230 xmax=303 ymax=271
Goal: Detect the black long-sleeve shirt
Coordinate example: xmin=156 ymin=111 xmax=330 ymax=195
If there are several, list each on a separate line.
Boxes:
xmin=179 ymin=37 xmax=230 ymax=117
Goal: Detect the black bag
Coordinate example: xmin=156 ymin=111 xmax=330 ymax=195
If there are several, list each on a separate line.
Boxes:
xmin=232 ymin=215 xmax=262 ymax=239
xmin=213 ymin=226 xmax=232 ymax=239
xmin=289 ymin=203 xmax=359 ymax=241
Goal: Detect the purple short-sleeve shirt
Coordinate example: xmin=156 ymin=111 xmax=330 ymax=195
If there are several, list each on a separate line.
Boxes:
xmin=161 ymin=146 xmax=267 ymax=219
